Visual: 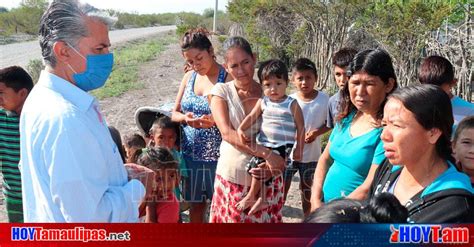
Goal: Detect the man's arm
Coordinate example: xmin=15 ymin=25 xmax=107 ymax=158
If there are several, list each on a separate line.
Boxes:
xmin=45 ymin=117 xmax=145 ymax=222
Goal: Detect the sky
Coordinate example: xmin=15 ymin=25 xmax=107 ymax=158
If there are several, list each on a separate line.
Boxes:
xmin=0 ymin=0 xmax=229 ymax=14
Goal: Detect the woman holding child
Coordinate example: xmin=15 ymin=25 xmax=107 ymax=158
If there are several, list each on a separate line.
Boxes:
xmin=311 ymin=49 xmax=397 ymax=211
xmin=209 ymin=37 xmax=287 ymax=223
xmin=171 ymin=28 xmax=232 ymax=222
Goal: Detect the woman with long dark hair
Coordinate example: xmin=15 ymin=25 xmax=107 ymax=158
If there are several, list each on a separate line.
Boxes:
xmin=369 ymin=84 xmax=474 ymax=223
xmin=311 ymin=49 xmax=397 ymax=211
xmin=171 ymin=28 xmax=232 ymax=222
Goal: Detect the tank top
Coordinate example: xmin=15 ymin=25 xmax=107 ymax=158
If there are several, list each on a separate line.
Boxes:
xmin=180 ymin=67 xmax=227 ymax=161
xmin=257 ymin=96 xmax=297 ymax=148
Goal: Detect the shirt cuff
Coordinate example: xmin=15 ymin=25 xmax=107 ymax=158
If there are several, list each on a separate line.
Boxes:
xmin=125 ymin=179 xmax=146 ymax=204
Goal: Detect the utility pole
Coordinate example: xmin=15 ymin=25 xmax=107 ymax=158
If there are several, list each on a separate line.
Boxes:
xmin=213 ymin=0 xmax=218 ymax=34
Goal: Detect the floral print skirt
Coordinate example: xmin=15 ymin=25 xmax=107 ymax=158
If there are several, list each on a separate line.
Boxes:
xmin=210 ymin=174 xmax=284 ymax=223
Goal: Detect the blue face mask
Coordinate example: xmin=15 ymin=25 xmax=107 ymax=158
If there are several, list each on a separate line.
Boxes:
xmin=67 ymin=45 xmax=114 ymax=91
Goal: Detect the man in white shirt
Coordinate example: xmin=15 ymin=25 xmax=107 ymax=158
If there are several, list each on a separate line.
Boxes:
xmin=19 ymin=0 xmax=153 ymax=222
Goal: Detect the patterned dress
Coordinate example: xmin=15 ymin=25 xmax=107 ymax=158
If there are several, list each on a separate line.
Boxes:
xmin=180 ymin=68 xmax=227 ymax=161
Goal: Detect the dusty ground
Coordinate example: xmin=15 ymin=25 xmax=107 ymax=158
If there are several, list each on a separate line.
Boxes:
xmin=0 ymin=34 xmax=306 ymax=223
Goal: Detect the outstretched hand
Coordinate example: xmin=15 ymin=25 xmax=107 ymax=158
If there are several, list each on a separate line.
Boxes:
xmin=184 ymin=112 xmax=215 ymax=129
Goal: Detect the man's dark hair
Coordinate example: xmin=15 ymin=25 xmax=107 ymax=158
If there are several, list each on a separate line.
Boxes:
xmin=418 ymin=55 xmax=454 ymax=86
xmin=332 ymin=48 xmax=358 ymax=68
xmin=0 ymin=66 xmax=34 ymax=92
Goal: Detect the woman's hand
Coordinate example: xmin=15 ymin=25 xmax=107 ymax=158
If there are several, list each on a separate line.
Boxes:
xmin=237 ymin=127 xmax=251 ymax=146
xmin=249 ymin=162 xmax=273 ymax=181
xmin=249 ymin=150 xmax=286 ymax=180
xmin=184 ymin=112 xmax=215 ymax=129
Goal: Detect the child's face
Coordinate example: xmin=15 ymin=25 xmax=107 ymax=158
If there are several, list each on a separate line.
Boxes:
xmin=334 ymin=66 xmax=348 ymax=90
xmin=453 ymin=128 xmax=474 ymax=170
xmin=154 ymin=168 xmax=179 ymax=198
xmin=262 ymin=76 xmax=287 ymax=102
xmin=152 ymin=128 xmax=177 ymax=149
xmin=292 ymin=70 xmax=316 ymax=95
xmin=0 ymin=82 xmax=27 ymax=114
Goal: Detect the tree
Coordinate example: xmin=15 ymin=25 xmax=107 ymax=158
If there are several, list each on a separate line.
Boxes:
xmin=20 ymin=0 xmax=48 ymax=9
xmin=357 ymin=1 xmax=451 ymax=87
xmin=203 ymin=8 xmax=214 ymax=18
xmin=0 ymin=7 xmax=8 ymax=13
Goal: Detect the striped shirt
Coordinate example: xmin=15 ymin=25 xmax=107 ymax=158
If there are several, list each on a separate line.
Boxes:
xmin=0 ymin=109 xmax=23 ymax=222
xmin=257 ymin=96 xmax=297 ymax=148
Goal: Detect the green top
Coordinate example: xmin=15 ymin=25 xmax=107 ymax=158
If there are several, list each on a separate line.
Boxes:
xmin=0 ymin=109 xmax=23 ymax=222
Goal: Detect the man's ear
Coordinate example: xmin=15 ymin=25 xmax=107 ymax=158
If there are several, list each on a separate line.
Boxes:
xmin=52 ymin=41 xmax=72 ymax=63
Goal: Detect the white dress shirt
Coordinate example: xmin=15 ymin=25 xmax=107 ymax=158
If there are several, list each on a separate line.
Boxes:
xmin=20 ymin=70 xmax=145 ymax=222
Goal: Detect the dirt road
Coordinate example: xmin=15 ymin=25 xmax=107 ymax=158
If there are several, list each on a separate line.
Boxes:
xmin=0 ymin=25 xmax=176 ymax=68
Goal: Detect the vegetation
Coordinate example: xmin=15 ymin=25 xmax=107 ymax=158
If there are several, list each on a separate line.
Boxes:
xmin=91 ymin=34 xmax=175 ymax=99
xmin=227 ymin=0 xmax=472 ymax=100
xmin=26 ymin=58 xmax=42 ymax=83
xmin=0 ymin=1 xmax=231 ymax=41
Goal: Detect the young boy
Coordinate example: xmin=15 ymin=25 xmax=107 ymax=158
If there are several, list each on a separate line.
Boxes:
xmin=0 ymin=66 xmax=34 ymax=222
xmin=237 ymin=59 xmax=305 ymax=215
xmin=284 ymin=58 xmax=330 ymax=217
xmin=148 ymin=116 xmax=188 ymax=209
xmin=418 ymin=55 xmax=474 ymax=127
xmin=326 ymin=48 xmax=358 ymax=129
xmin=123 ymin=133 xmax=146 ymax=163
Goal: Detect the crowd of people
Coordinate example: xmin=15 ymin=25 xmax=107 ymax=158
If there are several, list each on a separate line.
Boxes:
xmin=0 ymin=0 xmax=473 ymax=223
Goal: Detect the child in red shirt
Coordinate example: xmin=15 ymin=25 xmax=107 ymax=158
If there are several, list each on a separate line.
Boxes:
xmin=136 ymin=147 xmax=180 ymax=223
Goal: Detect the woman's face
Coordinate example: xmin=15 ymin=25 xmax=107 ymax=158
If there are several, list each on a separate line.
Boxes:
xmin=182 ymin=47 xmax=215 ymax=76
xmin=223 ymin=47 xmax=256 ymax=85
xmin=381 ymin=98 xmax=440 ymax=165
xmin=348 ymin=71 xmax=394 ymax=114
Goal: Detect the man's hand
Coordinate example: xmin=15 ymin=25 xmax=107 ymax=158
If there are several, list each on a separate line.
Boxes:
xmin=125 ymin=163 xmax=155 ymax=201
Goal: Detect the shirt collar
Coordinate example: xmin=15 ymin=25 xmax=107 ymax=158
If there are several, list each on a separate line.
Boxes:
xmin=37 ymin=70 xmax=95 ymax=112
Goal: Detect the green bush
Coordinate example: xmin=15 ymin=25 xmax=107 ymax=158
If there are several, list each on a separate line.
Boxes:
xmin=217 ymin=35 xmax=228 ymax=44
xmin=26 ymin=58 xmax=43 ymax=83
xmin=91 ymin=34 xmax=175 ymax=99
xmin=320 ymin=130 xmax=332 ymax=152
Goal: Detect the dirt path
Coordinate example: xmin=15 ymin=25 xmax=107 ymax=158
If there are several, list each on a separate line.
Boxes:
xmin=0 ymin=35 xmax=305 ymax=223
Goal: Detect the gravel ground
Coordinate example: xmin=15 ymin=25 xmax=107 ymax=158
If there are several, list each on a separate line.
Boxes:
xmin=0 ymin=33 xmax=306 ymax=223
